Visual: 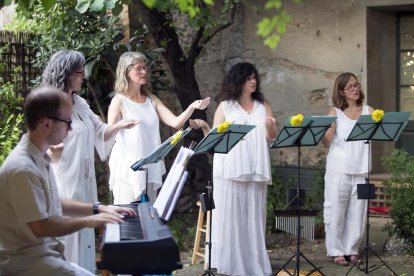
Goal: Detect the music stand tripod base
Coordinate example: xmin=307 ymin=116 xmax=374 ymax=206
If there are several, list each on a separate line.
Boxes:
xmin=344 ymin=112 xmax=409 ymax=276
xmin=270 ymin=115 xmax=336 ymax=276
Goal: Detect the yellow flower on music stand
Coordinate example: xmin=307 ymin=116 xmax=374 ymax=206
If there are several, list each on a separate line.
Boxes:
xmin=170 ymin=130 xmax=183 ymax=145
xmin=372 ymin=109 xmax=384 ymax=122
xmin=290 ymin=114 xmax=304 ymax=126
xmin=217 ymin=121 xmax=231 ymax=133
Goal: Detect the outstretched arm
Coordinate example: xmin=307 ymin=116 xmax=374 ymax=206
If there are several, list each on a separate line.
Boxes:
xmin=189 ymin=119 xmax=211 ymax=136
xmin=105 ymin=95 xmax=139 ymax=140
xmin=154 ymin=95 xmax=211 ymax=129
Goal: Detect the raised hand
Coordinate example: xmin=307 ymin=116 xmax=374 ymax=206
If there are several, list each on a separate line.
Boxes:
xmin=189 ymin=119 xmax=211 ymax=135
xmin=117 ymin=118 xmax=140 ymax=129
xmin=265 ymin=116 xmax=276 ymax=129
xmin=190 ymin=97 xmax=211 ymax=110
xmin=48 ymin=143 xmax=65 ymax=163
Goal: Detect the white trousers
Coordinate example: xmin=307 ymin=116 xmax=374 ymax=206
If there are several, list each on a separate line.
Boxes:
xmin=323 ymin=170 xmax=367 ymax=257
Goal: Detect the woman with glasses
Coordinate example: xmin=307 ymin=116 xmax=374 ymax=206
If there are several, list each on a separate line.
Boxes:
xmin=322 ymin=72 xmax=374 ymax=266
xmin=41 ymin=50 xmax=138 ymax=273
xmin=107 ymin=52 xmax=210 ymax=204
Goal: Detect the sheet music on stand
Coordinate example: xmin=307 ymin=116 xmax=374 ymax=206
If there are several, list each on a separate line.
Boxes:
xmin=193 ymin=123 xmax=256 ymax=154
xmin=347 ymin=112 xmax=410 ymax=141
xmin=270 ymin=115 xmax=337 ymax=148
xmin=153 ymin=146 xmax=194 ymax=221
xmin=130 ymin=127 xmax=192 ymax=171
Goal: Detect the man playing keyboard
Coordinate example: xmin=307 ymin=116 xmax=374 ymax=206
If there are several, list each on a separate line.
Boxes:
xmin=0 ymin=86 xmax=136 ymax=275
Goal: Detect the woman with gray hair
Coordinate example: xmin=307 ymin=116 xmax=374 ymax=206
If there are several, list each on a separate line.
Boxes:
xmin=42 ymin=49 xmax=138 ymax=273
xmin=108 ymin=51 xmax=210 ymax=204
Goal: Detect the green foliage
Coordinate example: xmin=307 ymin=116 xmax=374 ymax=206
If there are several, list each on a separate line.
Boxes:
xmin=266 ymin=164 xmax=326 ymax=233
xmin=266 ymin=167 xmax=288 ymax=233
xmin=168 ymin=213 xmax=196 ymax=250
xmin=75 ymin=0 xmax=130 ymax=15
xmin=304 ymin=164 xmax=325 ymax=210
xmin=0 ymin=78 xmax=24 ymax=165
xmin=304 ymin=164 xmax=325 ymax=225
xmin=5 ymin=0 xmax=300 ymax=50
xmin=256 ymin=0 xmax=302 ymax=49
xmin=382 ymin=149 xmax=414 ymax=248
xmin=7 ymin=1 xmax=168 ymax=119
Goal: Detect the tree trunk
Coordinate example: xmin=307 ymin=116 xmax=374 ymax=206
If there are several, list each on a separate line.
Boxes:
xmin=129 ymin=2 xmax=212 ymax=202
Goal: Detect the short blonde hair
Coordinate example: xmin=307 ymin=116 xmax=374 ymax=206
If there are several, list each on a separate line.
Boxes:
xmin=114 ymin=52 xmax=151 ymax=95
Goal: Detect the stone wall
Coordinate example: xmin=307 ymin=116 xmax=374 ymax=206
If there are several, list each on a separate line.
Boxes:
xmin=194 ymin=0 xmax=414 ymax=170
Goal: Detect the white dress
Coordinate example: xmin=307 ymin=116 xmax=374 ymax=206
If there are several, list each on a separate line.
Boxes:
xmin=51 ymin=95 xmax=110 ymax=273
xmin=109 ymin=95 xmax=165 ymax=204
xmin=211 ymin=100 xmax=272 ymax=276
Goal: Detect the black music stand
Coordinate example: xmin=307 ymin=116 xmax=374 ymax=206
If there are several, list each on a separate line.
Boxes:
xmin=271 ymin=115 xmax=336 ymax=276
xmin=193 ymin=123 xmax=256 ymax=276
xmin=130 ymin=127 xmax=192 ymax=202
xmin=345 ymin=111 xmax=410 ymax=276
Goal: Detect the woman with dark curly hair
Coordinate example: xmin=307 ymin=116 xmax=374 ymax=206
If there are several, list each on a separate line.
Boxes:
xmin=191 ymin=62 xmax=277 ymax=275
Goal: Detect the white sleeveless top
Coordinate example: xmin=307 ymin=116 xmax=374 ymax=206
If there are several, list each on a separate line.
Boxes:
xmin=109 ymin=95 xmax=165 ymax=192
xmin=326 ymin=105 xmax=371 ymax=174
xmin=213 ymin=100 xmax=271 ymax=183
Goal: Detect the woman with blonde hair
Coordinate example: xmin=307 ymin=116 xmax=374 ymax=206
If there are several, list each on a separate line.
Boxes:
xmin=108 ymin=52 xmax=210 ymax=204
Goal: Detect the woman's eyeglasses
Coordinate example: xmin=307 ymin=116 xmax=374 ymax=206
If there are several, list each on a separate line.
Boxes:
xmin=343 ymin=83 xmax=361 ymax=91
xmin=48 ymin=117 xmax=72 ymax=129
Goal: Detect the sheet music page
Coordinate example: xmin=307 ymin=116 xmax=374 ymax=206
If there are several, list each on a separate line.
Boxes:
xmin=153 ymin=147 xmax=194 ymax=219
xmin=164 ymin=171 xmax=188 ymax=220
xmin=130 ymin=127 xmax=192 ymax=171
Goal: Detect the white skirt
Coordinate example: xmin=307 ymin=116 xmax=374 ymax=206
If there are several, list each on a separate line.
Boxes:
xmin=210 ymin=178 xmax=272 ymax=276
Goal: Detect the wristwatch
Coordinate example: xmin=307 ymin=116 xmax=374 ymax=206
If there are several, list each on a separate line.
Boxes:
xmin=93 ymin=202 xmax=101 ymax=214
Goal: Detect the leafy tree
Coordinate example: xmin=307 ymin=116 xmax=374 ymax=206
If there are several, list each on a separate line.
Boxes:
xmin=5 ymin=0 xmax=301 ymax=49
xmin=0 ymin=59 xmax=24 ymax=165
xmin=4 ymin=1 xmax=168 ymax=121
xmin=382 ymin=149 xmax=414 ymax=249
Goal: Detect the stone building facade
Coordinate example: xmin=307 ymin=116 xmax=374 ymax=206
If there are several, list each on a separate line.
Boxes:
xmin=194 ymin=0 xmax=414 ymax=172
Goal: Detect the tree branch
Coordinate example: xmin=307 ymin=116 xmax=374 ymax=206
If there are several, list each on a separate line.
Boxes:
xmin=187 ymin=2 xmax=238 ymax=67
xmin=200 ymin=3 xmax=238 ymax=48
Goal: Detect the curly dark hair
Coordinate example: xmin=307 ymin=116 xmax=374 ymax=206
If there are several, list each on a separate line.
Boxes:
xmin=215 ymin=62 xmax=265 ymax=104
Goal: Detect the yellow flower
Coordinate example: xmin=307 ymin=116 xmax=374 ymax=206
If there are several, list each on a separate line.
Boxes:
xmin=372 ymin=109 xmax=384 ymax=122
xmin=290 ymin=114 xmax=304 ymax=126
xmin=170 ymin=130 xmax=183 ymax=145
xmin=217 ymin=121 xmax=231 ymax=133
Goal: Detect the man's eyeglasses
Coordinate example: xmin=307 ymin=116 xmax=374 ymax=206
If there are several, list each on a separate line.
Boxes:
xmin=343 ymin=83 xmax=361 ymax=91
xmin=48 ymin=117 xmax=72 ymax=129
